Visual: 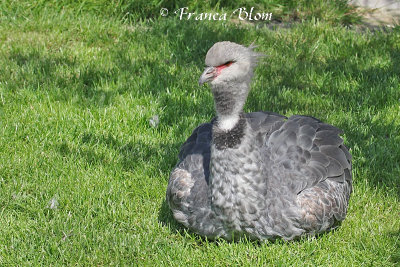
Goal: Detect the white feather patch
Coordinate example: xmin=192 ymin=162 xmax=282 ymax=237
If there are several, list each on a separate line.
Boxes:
xmin=218 ymin=115 xmax=239 ymax=131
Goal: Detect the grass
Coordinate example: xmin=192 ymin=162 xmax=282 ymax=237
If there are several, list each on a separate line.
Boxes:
xmin=0 ymin=0 xmax=399 ymax=265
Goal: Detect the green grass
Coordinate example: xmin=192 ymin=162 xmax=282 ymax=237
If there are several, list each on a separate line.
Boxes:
xmin=0 ymin=1 xmax=399 ymax=265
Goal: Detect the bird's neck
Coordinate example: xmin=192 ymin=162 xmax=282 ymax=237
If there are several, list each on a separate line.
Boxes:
xmin=211 ymin=81 xmax=250 ymax=132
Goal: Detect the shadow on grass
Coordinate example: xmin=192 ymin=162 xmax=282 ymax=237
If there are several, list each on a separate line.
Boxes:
xmin=7 ymin=49 xmax=121 ymax=107
xmin=58 ymin=132 xmax=180 ymax=176
xmin=388 ymin=230 xmax=400 ymax=264
xmin=157 ymin=200 xmax=185 ymax=233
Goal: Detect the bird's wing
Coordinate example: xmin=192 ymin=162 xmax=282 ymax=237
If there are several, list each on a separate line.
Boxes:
xmin=262 ymin=115 xmax=352 ymax=197
xmin=178 ymin=122 xmax=212 ymax=162
xmin=167 ymin=122 xmax=212 ymax=214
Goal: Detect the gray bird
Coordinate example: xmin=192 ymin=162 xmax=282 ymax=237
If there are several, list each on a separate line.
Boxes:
xmin=166 ymin=41 xmax=352 ymax=241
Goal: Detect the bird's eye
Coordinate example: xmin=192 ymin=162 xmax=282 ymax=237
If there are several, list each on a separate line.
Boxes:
xmin=217 ymin=61 xmax=233 ymax=68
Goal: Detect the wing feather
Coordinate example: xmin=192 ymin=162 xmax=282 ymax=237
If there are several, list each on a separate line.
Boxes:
xmin=263 ymin=115 xmax=352 ymax=195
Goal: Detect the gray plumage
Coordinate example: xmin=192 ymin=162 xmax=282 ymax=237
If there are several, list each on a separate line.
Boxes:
xmin=166 ymin=41 xmax=352 ymax=241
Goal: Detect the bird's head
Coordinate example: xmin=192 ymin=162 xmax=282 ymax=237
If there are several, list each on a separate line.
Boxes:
xmin=198 ymin=41 xmax=262 ymax=88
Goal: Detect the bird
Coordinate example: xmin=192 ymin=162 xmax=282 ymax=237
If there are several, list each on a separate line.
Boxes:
xmin=166 ymin=41 xmax=352 ymax=241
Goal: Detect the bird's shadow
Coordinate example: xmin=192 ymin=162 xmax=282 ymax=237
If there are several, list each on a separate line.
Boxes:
xmin=157 ymin=200 xmax=185 ymax=234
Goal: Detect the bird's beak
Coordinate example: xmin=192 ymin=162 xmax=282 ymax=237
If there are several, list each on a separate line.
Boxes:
xmin=198 ymin=66 xmax=216 ymax=86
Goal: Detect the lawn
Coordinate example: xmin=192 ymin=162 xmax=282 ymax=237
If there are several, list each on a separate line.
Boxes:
xmin=0 ymin=0 xmax=399 ymax=265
